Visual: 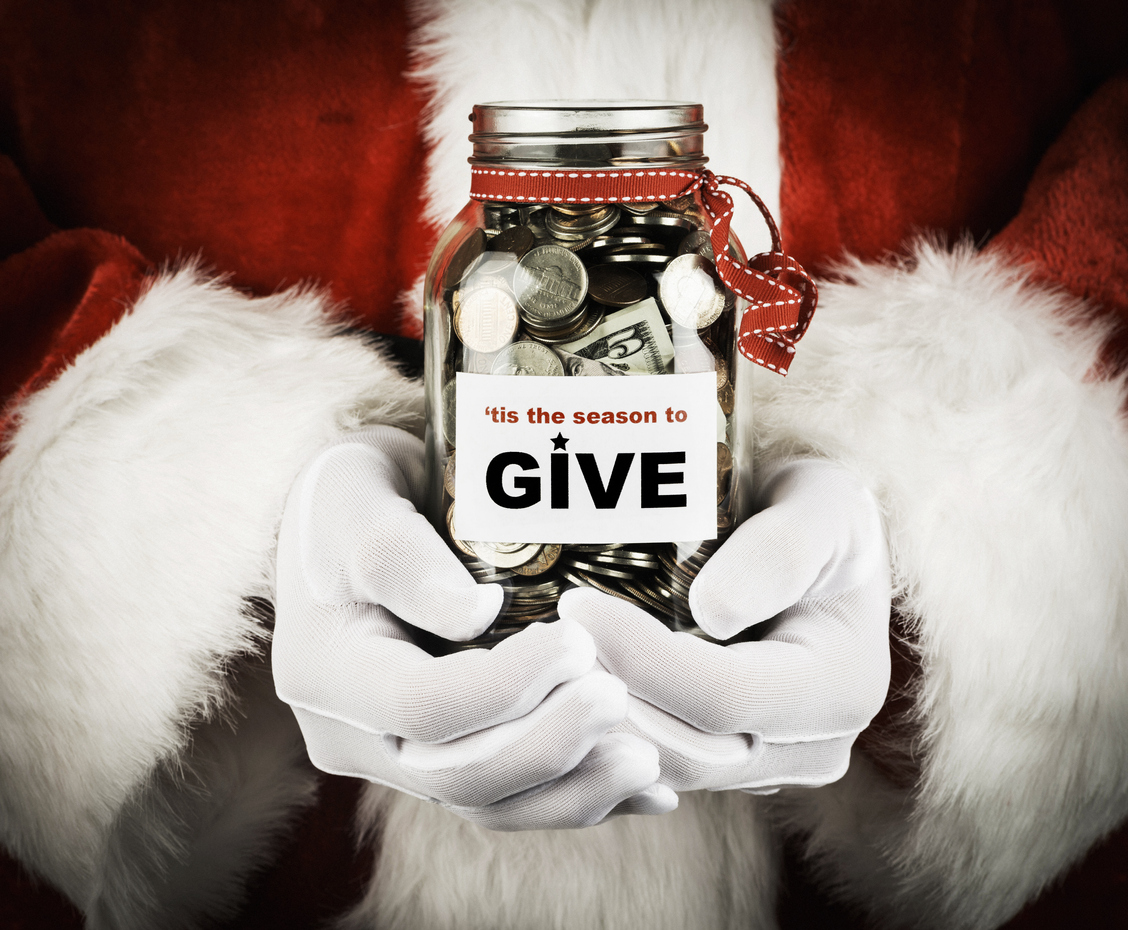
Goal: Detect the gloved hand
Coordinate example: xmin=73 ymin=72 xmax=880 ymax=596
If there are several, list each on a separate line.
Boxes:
xmin=559 ymin=458 xmax=891 ymax=793
xmin=273 ymin=425 xmax=676 ymax=829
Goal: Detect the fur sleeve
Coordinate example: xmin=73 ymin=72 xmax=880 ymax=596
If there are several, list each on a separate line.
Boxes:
xmin=756 ymin=241 xmax=1128 ymax=928
xmin=0 ymin=268 xmax=422 ymax=928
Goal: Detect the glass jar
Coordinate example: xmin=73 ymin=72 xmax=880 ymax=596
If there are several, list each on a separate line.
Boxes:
xmin=421 ymin=101 xmax=751 ymax=651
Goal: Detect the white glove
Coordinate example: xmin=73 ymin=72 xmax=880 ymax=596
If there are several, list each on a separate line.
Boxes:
xmin=559 ymin=458 xmax=891 ymax=793
xmin=273 ymin=425 xmax=677 ymax=829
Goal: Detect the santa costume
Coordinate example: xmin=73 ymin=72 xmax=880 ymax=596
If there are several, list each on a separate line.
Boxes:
xmin=2 ymin=1 xmax=1127 ymax=928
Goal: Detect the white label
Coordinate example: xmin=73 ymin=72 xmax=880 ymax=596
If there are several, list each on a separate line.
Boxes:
xmin=454 ymin=372 xmax=717 ymax=544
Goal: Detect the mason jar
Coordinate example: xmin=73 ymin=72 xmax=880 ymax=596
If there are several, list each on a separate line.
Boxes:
xmin=421 ymin=101 xmax=752 ymax=651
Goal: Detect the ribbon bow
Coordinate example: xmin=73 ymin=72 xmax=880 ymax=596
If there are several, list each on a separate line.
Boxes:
xmin=468 ymin=166 xmax=817 ymax=374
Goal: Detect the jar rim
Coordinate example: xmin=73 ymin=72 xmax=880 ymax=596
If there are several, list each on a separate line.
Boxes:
xmin=469 ymin=99 xmax=707 ymax=170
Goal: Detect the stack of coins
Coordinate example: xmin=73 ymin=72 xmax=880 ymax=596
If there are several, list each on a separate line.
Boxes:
xmin=431 ymin=194 xmax=742 ymax=651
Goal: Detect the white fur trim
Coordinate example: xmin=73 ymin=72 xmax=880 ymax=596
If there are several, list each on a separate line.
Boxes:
xmin=757 ymin=242 xmax=1128 ymax=927
xmin=344 ymin=786 xmax=779 ymax=930
xmin=0 ymin=268 xmax=422 ymax=926
xmin=401 ymin=0 xmax=780 ymax=329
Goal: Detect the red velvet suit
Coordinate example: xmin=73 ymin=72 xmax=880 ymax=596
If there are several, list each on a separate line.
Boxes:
xmin=1 ymin=2 xmax=1127 ymax=927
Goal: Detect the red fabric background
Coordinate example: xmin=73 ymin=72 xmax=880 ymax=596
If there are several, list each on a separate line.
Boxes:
xmin=1 ymin=0 xmax=1127 ymax=926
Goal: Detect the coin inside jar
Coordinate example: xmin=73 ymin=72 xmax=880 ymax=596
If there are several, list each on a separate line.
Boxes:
xmin=510 ymin=543 xmax=563 ymax=576
xmin=454 ymin=284 xmax=519 ymax=352
xmin=490 ymin=224 xmax=535 ymax=258
xmin=490 ymin=341 xmax=565 ymax=376
xmin=468 ymin=539 xmax=545 ymax=569
xmin=443 ymin=452 xmax=456 ymax=497
xmin=717 ymin=442 xmax=733 ymax=504
xmin=514 ymin=245 xmax=589 ymax=324
xmin=586 ymin=264 xmax=648 ymax=308
xmin=546 ymin=205 xmax=620 ymax=240
xmin=660 ymin=253 xmax=726 ymax=329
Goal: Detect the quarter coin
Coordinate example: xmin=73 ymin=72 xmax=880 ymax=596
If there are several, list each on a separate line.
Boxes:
xmin=660 ymin=254 xmax=726 ymax=329
xmin=490 ymin=340 xmax=565 ymax=377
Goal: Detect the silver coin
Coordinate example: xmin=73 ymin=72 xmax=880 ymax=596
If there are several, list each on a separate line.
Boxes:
xmin=560 ymin=235 xmax=598 ymax=252
xmin=546 ymin=205 xmax=620 ymax=241
xmin=586 ymin=235 xmax=651 ymax=251
xmin=514 ymin=245 xmax=589 ymax=323
xmin=614 ymin=213 xmax=696 ymax=232
xmin=676 ymin=229 xmax=715 ymax=260
xmin=586 ymin=552 xmax=661 ymax=569
xmin=596 ymin=252 xmax=672 ymax=266
xmin=561 ymin=558 xmax=636 ymax=580
xmin=660 ymin=254 xmax=726 ymax=329
xmin=468 ymin=539 xmax=543 ymax=569
xmin=524 ymin=305 xmax=605 ymax=346
xmin=508 ymin=578 xmax=564 ymax=598
xmin=598 ymin=243 xmax=670 ymax=255
xmin=454 ymin=286 xmax=519 ymax=353
xmin=621 ymin=581 xmax=674 ymax=617
xmin=491 ymin=341 xmax=565 ymax=377
xmin=519 ymin=204 xmax=549 ymax=222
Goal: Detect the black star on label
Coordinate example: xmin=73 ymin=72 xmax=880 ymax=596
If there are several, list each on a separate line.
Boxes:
xmin=551 ymin=433 xmax=570 ymax=451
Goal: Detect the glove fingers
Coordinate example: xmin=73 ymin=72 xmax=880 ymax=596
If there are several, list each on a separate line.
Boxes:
xmin=350 ymin=426 xmax=429 ymax=507
xmin=562 ymin=586 xmax=884 ymax=740
xmin=622 ymin=696 xmax=756 ymax=792
xmin=627 ymin=696 xmax=855 ymax=791
xmin=689 ymin=501 xmax=830 ymax=640
xmin=451 ymin=733 xmax=674 ymax=831
xmin=297 ymin=440 xmax=500 ymax=640
xmin=730 ymin=734 xmax=855 ymax=791
xmin=290 ymin=705 xmax=418 ymax=790
xmin=355 ymin=507 xmax=503 ymax=639
xmin=390 ymin=671 xmax=627 ymax=806
xmin=277 ymin=606 xmax=599 ymax=744
xmin=690 ymin=460 xmax=888 ymax=642
xmin=603 ymin=783 xmax=681 ymax=820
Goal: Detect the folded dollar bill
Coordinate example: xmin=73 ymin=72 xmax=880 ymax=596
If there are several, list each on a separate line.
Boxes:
xmin=557 ymin=298 xmax=675 ymax=375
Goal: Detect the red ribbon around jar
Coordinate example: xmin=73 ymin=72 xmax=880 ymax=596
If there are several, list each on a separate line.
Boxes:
xmin=469 ymin=167 xmax=817 ymax=375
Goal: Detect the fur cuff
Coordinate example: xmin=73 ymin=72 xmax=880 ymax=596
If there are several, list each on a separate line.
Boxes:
xmin=756 ymin=242 xmax=1128 ymax=927
xmin=0 ymin=268 xmax=422 ymax=927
